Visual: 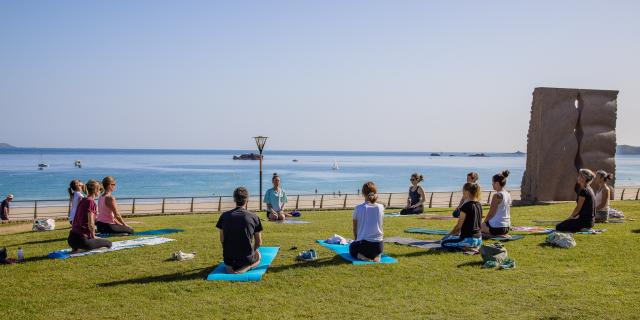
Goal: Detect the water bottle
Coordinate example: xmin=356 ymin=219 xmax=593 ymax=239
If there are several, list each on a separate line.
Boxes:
xmin=17 ymin=247 xmax=24 ymax=261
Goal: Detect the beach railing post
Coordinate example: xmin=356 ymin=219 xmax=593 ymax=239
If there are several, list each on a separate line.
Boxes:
xmin=161 ymin=198 xmax=165 ymax=214
xmin=387 ymin=193 xmax=392 ymax=207
xmin=428 ymin=193 xmax=434 ymax=208
xmin=636 ymin=188 xmax=640 ymax=200
xmin=132 ymin=198 xmax=136 ymax=214
xmin=448 ymin=192 xmax=454 ymax=208
xmin=343 ymin=194 xmax=348 ymax=209
xmin=320 ymin=195 xmax=324 ymax=209
xmin=218 ymin=196 xmax=222 ymax=212
xmin=295 ymin=195 xmax=300 ymax=210
xmin=620 ymin=189 xmax=625 ymax=200
xmin=190 ymin=197 xmax=194 ymax=212
xmin=33 ymin=200 xmax=38 ymax=220
xmin=487 ymin=191 xmax=493 ymax=205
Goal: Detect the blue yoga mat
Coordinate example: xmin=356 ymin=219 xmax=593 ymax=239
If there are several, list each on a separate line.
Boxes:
xmin=206 ymin=247 xmax=279 ymax=282
xmin=316 ymin=240 xmax=397 ymax=265
xmin=98 ymin=228 xmax=184 ymax=238
xmin=405 ymin=228 xmax=449 ymax=235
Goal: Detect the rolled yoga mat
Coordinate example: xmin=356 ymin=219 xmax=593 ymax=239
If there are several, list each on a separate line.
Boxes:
xmin=316 ymin=240 xmax=397 ymax=264
xmin=207 ymin=247 xmax=279 ymax=282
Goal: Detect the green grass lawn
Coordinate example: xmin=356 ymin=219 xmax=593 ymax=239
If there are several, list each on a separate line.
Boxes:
xmin=1 ymin=201 xmax=639 ymax=320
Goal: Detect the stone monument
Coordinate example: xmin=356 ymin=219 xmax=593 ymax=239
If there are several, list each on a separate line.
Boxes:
xmin=521 ymin=87 xmax=618 ymax=202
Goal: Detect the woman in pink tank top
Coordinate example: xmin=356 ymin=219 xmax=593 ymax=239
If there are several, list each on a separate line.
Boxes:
xmin=96 ymin=176 xmax=134 ymax=235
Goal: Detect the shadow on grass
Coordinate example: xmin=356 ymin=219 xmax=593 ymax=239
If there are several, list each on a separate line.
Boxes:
xmin=268 ymin=256 xmax=344 ymax=273
xmin=457 ymin=261 xmax=483 ymax=268
xmin=632 ymin=229 xmax=640 ymax=234
xmin=98 ymin=267 xmax=215 ymax=287
xmin=15 ymin=237 xmax=68 ymax=246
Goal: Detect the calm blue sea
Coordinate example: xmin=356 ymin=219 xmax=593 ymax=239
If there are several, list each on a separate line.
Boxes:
xmin=1 ymin=148 xmax=639 ymax=200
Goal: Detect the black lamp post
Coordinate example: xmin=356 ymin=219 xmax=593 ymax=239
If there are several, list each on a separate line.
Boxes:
xmin=254 ymin=136 xmax=268 ymax=211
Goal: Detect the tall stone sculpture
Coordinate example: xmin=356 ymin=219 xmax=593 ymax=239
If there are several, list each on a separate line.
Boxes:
xmin=521 ymin=87 xmax=618 ymax=202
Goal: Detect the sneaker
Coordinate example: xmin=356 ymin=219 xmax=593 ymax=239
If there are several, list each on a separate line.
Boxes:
xmin=171 ymin=251 xmax=196 ymax=261
xmin=297 ymin=249 xmax=318 ymax=262
xmin=498 ymin=258 xmax=516 ymax=270
xmin=482 ymin=260 xmax=499 ymax=269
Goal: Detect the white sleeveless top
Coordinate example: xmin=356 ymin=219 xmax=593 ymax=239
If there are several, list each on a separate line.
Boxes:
xmin=595 ymin=189 xmax=610 ymax=212
xmin=488 ymin=190 xmax=511 ymax=228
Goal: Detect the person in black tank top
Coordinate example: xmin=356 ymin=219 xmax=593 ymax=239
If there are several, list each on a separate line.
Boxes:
xmin=441 ymin=182 xmax=483 ymax=250
xmin=400 ymin=173 xmax=425 ymax=215
xmin=556 ymin=169 xmax=596 ymax=232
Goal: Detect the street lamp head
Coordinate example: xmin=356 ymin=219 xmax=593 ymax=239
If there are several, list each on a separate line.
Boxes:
xmin=254 ymin=136 xmax=268 ymax=153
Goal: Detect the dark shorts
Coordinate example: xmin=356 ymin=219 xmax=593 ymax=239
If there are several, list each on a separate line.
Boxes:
xmin=224 ymin=252 xmax=259 ymax=271
xmin=349 ymin=240 xmax=383 ymax=260
xmin=556 ymin=218 xmax=594 ymax=232
xmin=67 ymin=232 xmax=112 ymax=251
xmin=400 ymin=206 xmax=424 ymax=215
xmin=485 ymin=222 xmax=509 ymax=236
xmin=95 ymin=221 xmax=134 ymax=235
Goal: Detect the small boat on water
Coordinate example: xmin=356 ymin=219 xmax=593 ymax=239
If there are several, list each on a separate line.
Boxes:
xmin=38 ymin=152 xmax=48 ymax=170
xmin=74 ymin=160 xmax=82 ymax=168
xmin=331 ymin=160 xmax=339 ymax=170
xmin=233 ymin=153 xmax=262 ymax=160
xmin=292 ymin=159 xmax=299 ymax=162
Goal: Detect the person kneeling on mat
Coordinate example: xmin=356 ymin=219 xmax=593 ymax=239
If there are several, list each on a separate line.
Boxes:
xmin=68 ymin=180 xmax=112 ymax=253
xmin=217 ymin=187 xmax=263 ymax=274
xmin=96 ymin=176 xmax=134 ymax=235
xmin=556 ymin=169 xmax=596 ymax=232
xmin=441 ymin=182 xmax=483 ymax=251
xmin=481 ymin=170 xmax=512 ymax=238
xmin=264 ymin=173 xmax=291 ymax=221
xmin=400 ymin=173 xmax=426 ymax=215
xmin=349 ymin=181 xmax=384 ymax=262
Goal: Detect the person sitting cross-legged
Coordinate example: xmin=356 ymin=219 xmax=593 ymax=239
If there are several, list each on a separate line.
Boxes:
xmin=264 ymin=173 xmax=291 ymax=221
xmin=217 ymin=187 xmax=263 ymax=274
xmin=441 ymin=182 xmax=483 ymax=251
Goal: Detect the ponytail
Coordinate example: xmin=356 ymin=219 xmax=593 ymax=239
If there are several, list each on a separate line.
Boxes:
xmin=362 ymin=181 xmax=378 ymax=203
xmin=411 ymin=173 xmax=424 ymax=183
xmin=596 ymin=170 xmax=614 ymax=183
xmin=492 ymin=170 xmax=510 ymax=187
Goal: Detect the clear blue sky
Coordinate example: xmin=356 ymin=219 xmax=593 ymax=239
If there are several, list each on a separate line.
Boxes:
xmin=1 ymin=1 xmax=638 ymax=152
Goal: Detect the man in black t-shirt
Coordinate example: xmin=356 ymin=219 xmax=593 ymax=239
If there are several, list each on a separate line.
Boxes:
xmin=216 ymin=187 xmax=263 ymax=274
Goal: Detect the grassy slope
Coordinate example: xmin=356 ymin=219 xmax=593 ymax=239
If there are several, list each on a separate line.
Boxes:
xmin=1 ymin=201 xmax=639 ymax=320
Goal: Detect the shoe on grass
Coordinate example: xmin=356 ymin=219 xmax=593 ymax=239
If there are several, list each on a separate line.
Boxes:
xmin=297 ymin=249 xmax=318 ymax=262
xmin=498 ymin=258 xmax=516 ymax=270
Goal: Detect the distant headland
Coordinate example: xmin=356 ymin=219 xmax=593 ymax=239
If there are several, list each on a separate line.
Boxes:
xmin=0 ymin=143 xmax=16 ymax=149
xmin=618 ymin=145 xmax=640 ymax=155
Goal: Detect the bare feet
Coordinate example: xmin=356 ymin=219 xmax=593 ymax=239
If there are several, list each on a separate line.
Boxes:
xmin=357 ymin=253 xmax=381 ymax=262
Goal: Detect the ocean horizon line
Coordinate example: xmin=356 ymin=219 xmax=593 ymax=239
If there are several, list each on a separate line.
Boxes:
xmin=0 ymin=146 xmax=526 ymax=156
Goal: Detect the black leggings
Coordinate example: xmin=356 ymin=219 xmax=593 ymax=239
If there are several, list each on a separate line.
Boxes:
xmin=400 ymin=206 xmax=424 ymax=215
xmin=556 ymin=218 xmax=593 ymax=232
xmin=96 ymin=221 xmax=134 ymax=235
xmin=67 ymin=232 xmax=112 ymax=251
xmin=349 ymin=240 xmax=383 ymax=260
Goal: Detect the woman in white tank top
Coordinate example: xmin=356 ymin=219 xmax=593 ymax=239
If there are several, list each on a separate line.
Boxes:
xmin=593 ymin=170 xmax=614 ymax=223
xmin=481 ymin=170 xmax=512 ymax=237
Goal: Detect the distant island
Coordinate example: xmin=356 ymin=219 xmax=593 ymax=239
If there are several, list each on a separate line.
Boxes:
xmin=617 ymin=145 xmax=640 ymax=155
xmin=469 ymin=153 xmax=488 ymax=157
xmin=233 ymin=153 xmax=262 ymax=160
xmin=430 ymin=153 xmax=441 ymax=157
xmin=0 ymin=143 xmax=16 ymax=149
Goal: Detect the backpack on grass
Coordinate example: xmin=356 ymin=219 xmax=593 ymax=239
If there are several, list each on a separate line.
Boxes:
xmin=480 ymin=243 xmax=508 ymax=265
xmin=32 ymin=218 xmax=55 ymax=231
xmin=546 ymin=232 xmax=576 ymax=248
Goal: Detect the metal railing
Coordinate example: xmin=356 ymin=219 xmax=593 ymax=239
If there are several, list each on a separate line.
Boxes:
xmin=4 ymin=186 xmax=639 ymax=222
